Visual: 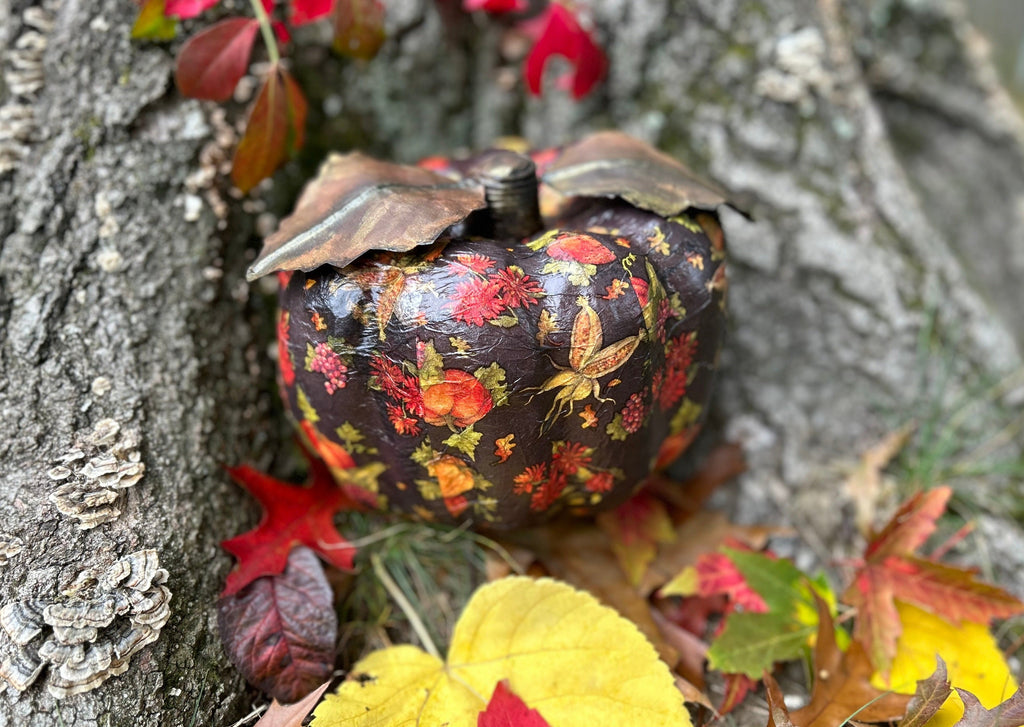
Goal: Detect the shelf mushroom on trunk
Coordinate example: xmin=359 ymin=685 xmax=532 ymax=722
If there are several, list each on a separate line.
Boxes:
xmin=248 ymin=132 xmax=731 ymax=529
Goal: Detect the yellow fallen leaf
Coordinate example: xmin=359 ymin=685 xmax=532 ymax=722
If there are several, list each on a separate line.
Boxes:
xmin=312 ymin=576 xmax=691 ymax=727
xmin=873 ymin=601 xmax=1017 ymax=727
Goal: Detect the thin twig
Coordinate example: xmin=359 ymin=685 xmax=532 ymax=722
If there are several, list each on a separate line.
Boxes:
xmin=371 ymin=552 xmax=441 ymax=660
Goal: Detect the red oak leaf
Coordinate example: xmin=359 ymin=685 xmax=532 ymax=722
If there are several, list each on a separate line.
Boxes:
xmin=332 ymin=0 xmax=385 ymax=60
xmin=463 ymin=0 xmax=527 ymax=13
xmin=477 ymin=681 xmax=552 ymax=727
xmin=291 ymin=0 xmax=333 ymax=25
xmin=164 ymin=0 xmax=219 ymax=19
xmin=842 ymin=486 xmax=1024 ymax=676
xmin=175 ymin=17 xmax=259 ymax=100
xmin=221 ymin=458 xmax=358 ymax=596
xmin=217 ymin=547 xmax=336 ymax=702
xmin=523 ymin=3 xmax=607 ymax=99
xmin=232 ymin=66 xmax=308 ymax=192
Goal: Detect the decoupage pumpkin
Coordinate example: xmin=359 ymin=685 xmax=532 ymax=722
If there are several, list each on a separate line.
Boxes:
xmin=248 ymin=132 xmax=730 ymax=529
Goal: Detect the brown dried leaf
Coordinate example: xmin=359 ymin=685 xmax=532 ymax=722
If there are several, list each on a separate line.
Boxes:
xmin=790 ymin=596 xmax=911 ymax=727
xmin=846 ymin=423 xmax=915 ymax=536
xmin=247 ymin=154 xmax=486 ymax=280
xmin=955 ymin=684 xmax=1024 ymax=727
xmin=900 ymin=657 xmax=951 ymax=727
xmin=764 ymin=673 xmax=798 ymax=727
xmin=542 ymin=131 xmax=733 ymax=217
xmin=254 ymin=681 xmax=331 ymax=727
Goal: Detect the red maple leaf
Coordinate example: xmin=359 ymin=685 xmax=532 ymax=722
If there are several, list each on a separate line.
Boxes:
xmin=174 ymin=17 xmax=260 ymax=101
xmin=221 ymin=456 xmax=359 ymax=596
xmin=842 ymin=486 xmax=1024 ymax=676
xmin=477 ymin=681 xmax=552 ymax=727
xmin=694 ymin=549 xmax=769 ymax=614
xmin=523 ymin=3 xmax=607 ymax=99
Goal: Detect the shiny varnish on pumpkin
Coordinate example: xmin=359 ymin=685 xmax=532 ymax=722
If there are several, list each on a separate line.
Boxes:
xmin=248 ymin=132 xmax=731 ymax=529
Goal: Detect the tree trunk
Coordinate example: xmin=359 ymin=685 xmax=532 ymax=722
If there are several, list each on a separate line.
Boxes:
xmin=1 ymin=0 xmax=1021 ymax=724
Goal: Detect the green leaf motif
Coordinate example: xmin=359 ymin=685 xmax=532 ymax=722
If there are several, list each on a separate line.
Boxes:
xmin=415 ymin=478 xmax=442 ymax=500
xmin=296 ymin=385 xmax=319 ymax=423
xmin=474 ymin=363 xmax=508 ymax=407
xmin=418 ymin=340 xmax=444 ymax=388
xmin=335 ymin=422 xmax=377 ymax=455
xmin=411 ymin=440 xmax=435 ymax=467
xmin=443 ymin=426 xmax=483 ymax=461
xmin=488 ymin=314 xmax=520 ymax=328
xmin=670 ymin=399 xmax=702 ymax=434
xmin=606 ymin=414 xmax=628 ymax=442
xmin=669 ymin=213 xmax=702 ymax=233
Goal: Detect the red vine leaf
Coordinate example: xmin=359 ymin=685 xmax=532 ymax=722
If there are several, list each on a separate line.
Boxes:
xmin=174 ymin=17 xmax=260 ymax=100
xmin=463 ymin=0 xmax=527 ymax=13
xmin=231 ymin=66 xmax=308 ymax=193
xmin=332 ymin=0 xmax=385 ymax=60
xmin=220 ymin=457 xmax=357 ymax=596
xmin=477 ymin=680 xmax=552 ymax=727
xmin=842 ymin=487 xmax=1024 ymax=676
xmin=164 ymin=0 xmax=219 ymax=19
xmin=131 ymin=0 xmax=177 ymax=40
xmin=217 ymin=547 xmax=337 ymax=703
xmin=291 ymin=0 xmax=334 ymax=26
xmin=523 ymin=3 xmax=607 ymax=99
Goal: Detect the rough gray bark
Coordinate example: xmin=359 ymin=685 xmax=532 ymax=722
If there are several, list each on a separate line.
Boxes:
xmin=1 ymin=0 xmax=1022 ymax=724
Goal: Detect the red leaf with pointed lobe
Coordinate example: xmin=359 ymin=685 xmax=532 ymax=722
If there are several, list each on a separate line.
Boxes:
xmin=695 ymin=551 xmax=768 ymax=613
xmin=463 ymin=0 xmax=526 ymax=13
xmin=220 ymin=456 xmax=357 ymax=596
xmin=332 ymin=0 xmax=385 ymax=60
xmin=843 ymin=486 xmax=1024 ymax=676
xmin=231 ymin=67 xmax=308 ymax=192
xmin=523 ymin=3 xmax=607 ymax=99
xmin=291 ymin=0 xmax=333 ymax=26
xmin=175 ymin=17 xmax=259 ymax=100
xmin=478 ymin=681 xmax=552 ymax=727
xmin=164 ymin=0 xmax=219 ymax=19
xmin=218 ymin=547 xmax=336 ymax=702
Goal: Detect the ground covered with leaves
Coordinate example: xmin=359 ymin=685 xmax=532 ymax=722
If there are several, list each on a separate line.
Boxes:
xmin=213 ymin=429 xmax=1024 ymax=727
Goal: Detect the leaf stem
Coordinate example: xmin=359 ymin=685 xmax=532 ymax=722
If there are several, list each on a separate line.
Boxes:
xmin=249 ymin=0 xmax=280 ymax=66
xmin=370 ymin=552 xmax=441 ymax=660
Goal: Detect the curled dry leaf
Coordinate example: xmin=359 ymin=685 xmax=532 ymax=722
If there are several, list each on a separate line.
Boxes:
xmin=899 ymin=657 xmax=951 ymax=727
xmin=845 ymin=423 xmax=915 ymax=536
xmin=763 ymin=673 xmax=797 ymax=727
xmin=311 ymin=577 xmax=692 ymax=727
xmin=174 ymin=17 xmax=260 ymax=100
xmin=218 ymin=547 xmax=337 ymax=704
xmin=254 ymin=681 xmax=331 ymax=727
xmin=956 ymin=684 xmax=1024 ymax=727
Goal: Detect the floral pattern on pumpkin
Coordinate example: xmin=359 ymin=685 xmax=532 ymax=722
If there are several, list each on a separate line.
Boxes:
xmin=276 ymin=310 xmax=295 ymax=388
xmin=445 ymin=259 xmax=544 ymax=327
xmin=526 ymin=230 xmax=617 ymax=286
xmin=411 ymin=441 xmax=497 ymax=521
xmin=512 ymin=441 xmax=623 ymax=512
xmin=305 ymin=342 xmax=348 ymax=394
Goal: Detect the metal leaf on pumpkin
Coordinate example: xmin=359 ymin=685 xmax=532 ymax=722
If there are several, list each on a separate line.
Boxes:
xmin=174 ymin=17 xmax=260 ymax=100
xmin=247 ymin=154 xmax=487 ymax=280
xmin=542 ymin=131 xmax=733 ymax=218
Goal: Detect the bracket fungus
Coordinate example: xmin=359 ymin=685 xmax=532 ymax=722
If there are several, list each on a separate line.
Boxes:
xmin=47 ymin=418 xmax=145 ymax=529
xmin=0 ymin=550 xmax=171 ymax=699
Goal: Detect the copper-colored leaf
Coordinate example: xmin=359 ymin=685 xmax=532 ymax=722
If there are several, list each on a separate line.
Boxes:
xmin=542 ymin=132 xmax=732 ymax=217
xmin=764 ymin=673 xmax=797 ymax=727
xmin=790 ymin=596 xmax=911 ymax=726
xmin=956 ymin=684 xmax=1024 ymax=727
xmin=218 ymin=547 xmax=337 ymax=703
xmin=255 ymin=681 xmax=331 ymax=727
xmin=332 ymin=0 xmax=385 ymax=60
xmin=247 ymin=154 xmax=486 ymax=280
xmin=231 ymin=67 xmax=307 ymax=194
xmin=899 ymin=657 xmax=951 ymax=727
xmin=175 ymin=17 xmax=259 ymax=100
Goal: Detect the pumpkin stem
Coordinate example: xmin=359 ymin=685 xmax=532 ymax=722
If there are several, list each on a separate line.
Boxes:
xmin=472 ymin=150 xmax=542 ymax=239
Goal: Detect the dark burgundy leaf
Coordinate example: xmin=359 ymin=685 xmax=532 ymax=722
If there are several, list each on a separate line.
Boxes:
xmin=332 ymin=0 xmax=385 ymax=60
xmin=477 ymin=680 xmax=552 ymax=727
xmin=218 ymin=547 xmax=337 ymax=703
xmin=523 ymin=3 xmax=606 ymax=99
xmin=164 ymin=0 xmax=219 ymax=19
xmin=175 ymin=17 xmax=260 ymax=100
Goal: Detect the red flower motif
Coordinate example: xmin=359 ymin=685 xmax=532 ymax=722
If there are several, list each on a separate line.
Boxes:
xmin=530 ymin=471 xmax=567 ymax=511
xmin=386 ymin=403 xmax=421 ymax=436
xmin=551 ymin=441 xmax=591 ymax=475
xmin=514 ymin=464 xmax=547 ymax=495
xmin=523 ymin=3 xmax=607 ymax=99
xmin=658 ymin=332 xmax=697 ymax=410
xmin=370 ymin=354 xmax=424 ymax=416
xmin=655 ymin=298 xmax=672 ymax=342
xmin=449 ymin=278 xmax=505 ymax=325
xmin=584 ymin=471 xmax=614 ymax=493
xmin=276 ymin=311 xmax=295 ymax=387
xmin=491 ymin=267 xmax=544 ymax=309
xmin=450 ymin=253 xmax=496 ymax=275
